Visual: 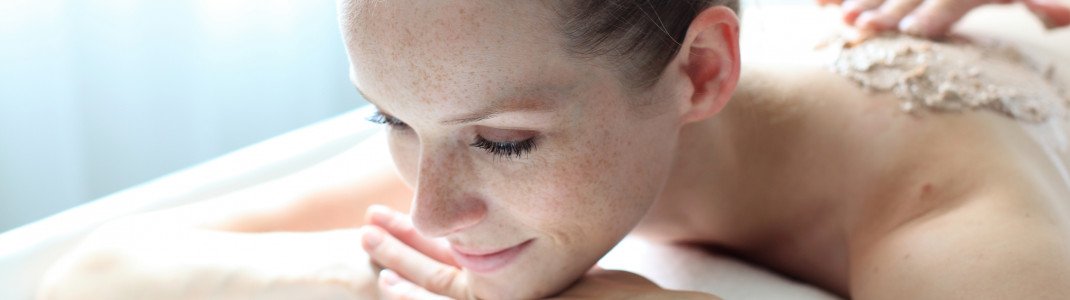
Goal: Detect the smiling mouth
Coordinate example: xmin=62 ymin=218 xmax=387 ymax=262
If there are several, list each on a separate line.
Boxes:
xmin=450 ymin=239 xmax=534 ymax=273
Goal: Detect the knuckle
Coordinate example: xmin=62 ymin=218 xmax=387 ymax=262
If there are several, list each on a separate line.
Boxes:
xmin=393 ymin=220 xmax=420 ymax=238
xmin=376 ymin=242 xmax=404 ymax=268
xmin=424 ymin=267 xmax=459 ymax=292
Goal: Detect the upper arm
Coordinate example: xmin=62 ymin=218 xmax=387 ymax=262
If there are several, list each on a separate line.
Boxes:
xmin=850 ymin=199 xmax=1070 ymax=300
xmin=142 ymin=133 xmax=412 ymax=232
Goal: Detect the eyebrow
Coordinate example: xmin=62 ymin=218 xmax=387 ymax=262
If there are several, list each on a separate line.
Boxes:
xmin=440 ymin=97 xmax=555 ymax=125
xmin=353 ymin=85 xmax=558 ymax=126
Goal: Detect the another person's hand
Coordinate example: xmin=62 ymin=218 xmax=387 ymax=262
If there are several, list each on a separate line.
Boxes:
xmin=360 ymin=205 xmax=719 ymax=299
xmin=817 ymin=0 xmax=1070 ymax=37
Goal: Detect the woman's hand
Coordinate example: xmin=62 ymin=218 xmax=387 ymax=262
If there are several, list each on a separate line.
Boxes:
xmin=817 ymin=0 xmax=1070 ymax=37
xmin=361 ymin=206 xmax=719 ymax=300
xmin=360 ymin=205 xmax=472 ymax=299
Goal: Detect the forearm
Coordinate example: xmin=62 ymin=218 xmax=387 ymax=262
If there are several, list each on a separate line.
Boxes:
xmin=37 ymin=219 xmax=377 ymax=300
xmin=192 ymin=165 xmax=411 ymax=233
xmin=154 ymin=133 xmax=411 ymax=233
xmin=38 ymin=134 xmax=405 ymax=298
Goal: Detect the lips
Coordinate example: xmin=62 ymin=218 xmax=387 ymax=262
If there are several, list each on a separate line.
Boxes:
xmin=450 ymin=239 xmax=534 ymax=273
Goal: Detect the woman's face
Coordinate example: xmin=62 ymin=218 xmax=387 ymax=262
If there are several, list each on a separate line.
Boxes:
xmin=340 ymin=0 xmax=685 ymax=298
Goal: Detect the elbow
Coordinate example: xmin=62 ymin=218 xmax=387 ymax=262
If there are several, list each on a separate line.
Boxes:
xmin=36 ymin=219 xmax=150 ymax=300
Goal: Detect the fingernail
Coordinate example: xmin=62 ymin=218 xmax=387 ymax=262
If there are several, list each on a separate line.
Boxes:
xmin=855 ymin=11 xmax=876 ymax=26
xmin=898 ymin=15 xmax=920 ymax=34
xmin=368 ymin=205 xmax=391 ymax=225
xmin=856 ymin=11 xmax=894 ymax=31
xmin=379 ymin=269 xmax=401 ymax=286
xmin=361 ymin=226 xmax=385 ymax=250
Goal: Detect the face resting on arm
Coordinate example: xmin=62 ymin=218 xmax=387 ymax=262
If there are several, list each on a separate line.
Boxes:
xmin=339 ymin=0 xmax=740 ymax=298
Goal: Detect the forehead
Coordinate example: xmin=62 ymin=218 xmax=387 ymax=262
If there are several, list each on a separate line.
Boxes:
xmin=340 ymin=0 xmax=589 ymax=113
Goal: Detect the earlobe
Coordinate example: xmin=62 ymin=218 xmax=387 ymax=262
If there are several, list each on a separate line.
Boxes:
xmin=676 ymin=6 xmax=740 ymax=124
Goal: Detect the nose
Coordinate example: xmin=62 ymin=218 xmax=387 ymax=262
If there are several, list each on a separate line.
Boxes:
xmin=409 ymin=146 xmax=487 ymax=238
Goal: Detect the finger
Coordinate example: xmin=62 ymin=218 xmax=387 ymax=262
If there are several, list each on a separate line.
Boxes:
xmin=898 ymin=0 xmax=989 ymax=38
xmin=842 ymin=0 xmax=887 ymax=25
xmin=366 ymin=205 xmax=458 ymax=267
xmin=818 ymin=0 xmax=846 ymax=6
xmin=1024 ymin=0 xmax=1070 ymax=29
xmin=856 ymin=0 xmax=925 ymax=31
xmin=379 ymin=269 xmax=452 ymax=300
xmin=361 ymin=226 xmax=469 ymax=299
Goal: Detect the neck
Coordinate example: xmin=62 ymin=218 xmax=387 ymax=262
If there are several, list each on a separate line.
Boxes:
xmin=637 ymin=70 xmax=863 ymax=293
xmin=646 ymin=72 xmax=856 ymax=243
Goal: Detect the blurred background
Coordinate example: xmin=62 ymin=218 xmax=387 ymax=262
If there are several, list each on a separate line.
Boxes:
xmin=0 ymin=0 xmax=798 ymax=234
xmin=0 ymin=0 xmax=366 ymax=233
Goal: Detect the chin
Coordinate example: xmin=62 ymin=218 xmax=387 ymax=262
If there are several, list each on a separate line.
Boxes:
xmin=467 ymin=269 xmax=579 ymax=300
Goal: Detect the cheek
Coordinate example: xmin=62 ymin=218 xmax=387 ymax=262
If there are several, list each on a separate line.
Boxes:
xmin=515 ymin=120 xmax=677 ymax=246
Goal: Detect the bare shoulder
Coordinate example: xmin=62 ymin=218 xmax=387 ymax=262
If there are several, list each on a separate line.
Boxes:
xmin=735 ymin=5 xmax=1070 ymax=298
xmin=848 ymin=192 xmax=1070 ymax=299
xmin=736 ymin=3 xmax=1070 ymax=168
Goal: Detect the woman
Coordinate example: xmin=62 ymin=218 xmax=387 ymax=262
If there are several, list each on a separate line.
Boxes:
xmin=39 ymin=0 xmax=1070 ymax=299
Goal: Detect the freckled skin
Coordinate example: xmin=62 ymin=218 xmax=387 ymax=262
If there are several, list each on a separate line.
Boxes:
xmin=340 ymin=0 xmax=1070 ymax=298
xmin=341 ymin=1 xmax=681 ymax=298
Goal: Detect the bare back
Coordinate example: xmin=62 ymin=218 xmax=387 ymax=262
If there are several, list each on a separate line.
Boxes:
xmin=635 ymin=4 xmax=1070 ymax=297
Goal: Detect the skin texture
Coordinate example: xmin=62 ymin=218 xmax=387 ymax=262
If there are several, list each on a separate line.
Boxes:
xmin=34 ymin=2 xmax=1070 ymax=300
xmin=342 ymin=1 xmax=1070 ymax=298
xmin=339 ymin=1 xmax=738 ymax=298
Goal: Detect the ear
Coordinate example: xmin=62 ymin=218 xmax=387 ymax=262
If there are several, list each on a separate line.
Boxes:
xmin=670 ymin=6 xmax=741 ymax=124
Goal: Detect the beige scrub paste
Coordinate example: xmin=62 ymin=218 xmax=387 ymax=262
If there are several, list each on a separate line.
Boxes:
xmin=829 ymin=33 xmax=1070 ymax=123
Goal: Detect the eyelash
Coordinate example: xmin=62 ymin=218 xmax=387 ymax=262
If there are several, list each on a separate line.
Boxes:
xmin=470 ymin=136 xmax=538 ymax=159
xmin=367 ymin=112 xmax=409 ymax=129
xmin=368 ymin=111 xmax=538 ymax=159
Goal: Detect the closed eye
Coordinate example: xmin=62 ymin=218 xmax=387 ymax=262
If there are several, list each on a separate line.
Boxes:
xmin=367 ymin=111 xmax=410 ymax=130
xmin=470 ymin=136 xmax=538 ymax=159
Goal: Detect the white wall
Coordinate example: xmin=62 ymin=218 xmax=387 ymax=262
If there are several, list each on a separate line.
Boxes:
xmin=0 ymin=0 xmax=364 ymax=232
